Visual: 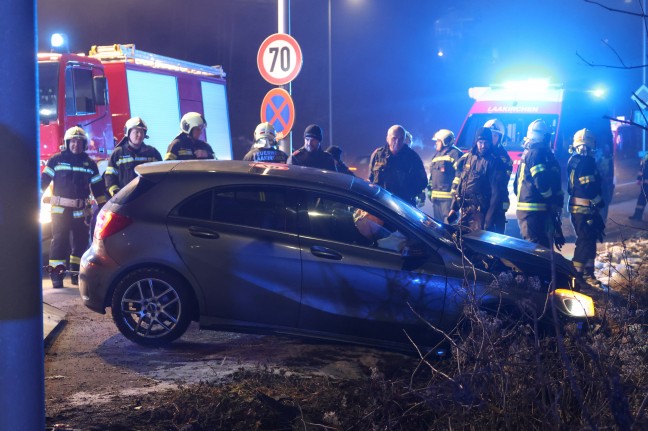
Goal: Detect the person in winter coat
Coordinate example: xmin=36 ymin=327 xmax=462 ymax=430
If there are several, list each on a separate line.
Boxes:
xmin=325 ymin=145 xmax=355 ymax=176
xmin=287 ymin=124 xmax=336 ymax=171
xmin=368 ymin=124 xmax=428 ymax=205
xmin=484 ymin=118 xmax=513 ymax=234
xmin=105 ymin=117 xmax=162 ymax=197
xmin=447 ymin=127 xmax=504 ymax=232
xmin=629 ymin=152 xmax=648 ymax=222
xmin=427 ymin=129 xmax=462 ymax=223
xmin=165 ymin=112 xmax=215 ymax=160
xmin=41 ymin=126 xmax=107 ymax=288
xmin=243 ymin=122 xmax=288 ymax=163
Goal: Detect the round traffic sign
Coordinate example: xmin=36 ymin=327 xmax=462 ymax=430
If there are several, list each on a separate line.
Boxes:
xmin=257 ymin=33 xmax=303 ymax=86
xmin=260 ymin=88 xmax=295 ymax=139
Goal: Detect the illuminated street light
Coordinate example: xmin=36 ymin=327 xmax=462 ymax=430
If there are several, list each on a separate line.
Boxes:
xmin=50 ymin=33 xmax=69 ymax=53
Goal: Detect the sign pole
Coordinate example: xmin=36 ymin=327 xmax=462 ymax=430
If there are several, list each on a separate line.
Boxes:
xmin=278 ymin=0 xmax=292 ymax=154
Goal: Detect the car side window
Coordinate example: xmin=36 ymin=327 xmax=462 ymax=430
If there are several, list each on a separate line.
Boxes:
xmin=302 ymin=193 xmax=411 ymax=253
xmin=175 ymin=187 xmax=289 ymax=232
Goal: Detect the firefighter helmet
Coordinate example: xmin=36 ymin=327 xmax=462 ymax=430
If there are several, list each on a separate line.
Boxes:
xmin=63 ymin=126 xmax=87 ymax=150
xmin=484 ymin=119 xmax=505 ymax=137
xmin=254 ymin=122 xmax=277 ymax=148
xmin=572 ymin=128 xmax=596 ymax=155
xmin=525 ymin=119 xmax=549 ymax=145
xmin=432 ymin=129 xmax=455 ymax=147
xmin=124 ymin=116 xmax=148 ymax=139
xmin=180 ymin=112 xmax=207 ymax=134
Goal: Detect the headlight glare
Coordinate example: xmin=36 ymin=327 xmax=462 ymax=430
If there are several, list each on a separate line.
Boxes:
xmin=553 ymin=289 xmax=595 ymax=318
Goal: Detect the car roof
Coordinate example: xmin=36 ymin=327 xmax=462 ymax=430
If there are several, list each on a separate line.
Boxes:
xmin=136 ymin=160 xmax=379 ymax=197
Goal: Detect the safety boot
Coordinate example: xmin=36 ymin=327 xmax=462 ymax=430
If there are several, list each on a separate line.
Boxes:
xmin=70 ymin=274 xmax=79 ymax=286
xmin=583 ymin=272 xmax=602 ymax=289
xmin=50 ymin=274 xmax=64 ymax=289
xmin=628 ymin=210 xmax=643 ymax=221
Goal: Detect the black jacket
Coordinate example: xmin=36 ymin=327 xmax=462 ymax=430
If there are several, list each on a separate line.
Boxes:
xmin=428 ymin=145 xmax=463 ymax=200
xmin=368 ymin=144 xmax=427 ymax=205
xmin=243 ymin=146 xmax=288 ymax=163
xmin=41 ymin=150 xmax=107 ymax=205
xmin=105 ymin=138 xmax=162 ymax=196
xmin=514 ymin=143 xmax=563 ymax=212
xmin=165 ymin=133 xmax=215 ymax=160
xmin=287 ymin=147 xmax=337 ymax=171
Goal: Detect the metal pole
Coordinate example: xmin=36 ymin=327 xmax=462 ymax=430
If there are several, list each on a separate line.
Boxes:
xmin=643 ymin=0 xmax=646 ymax=152
xmin=278 ymin=0 xmax=293 ymax=154
xmin=328 ymin=0 xmax=333 ymax=148
xmin=0 ymin=0 xmax=45 ymax=430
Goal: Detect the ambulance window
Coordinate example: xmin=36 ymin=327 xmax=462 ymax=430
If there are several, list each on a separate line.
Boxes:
xmin=64 ymin=67 xmax=96 ymax=115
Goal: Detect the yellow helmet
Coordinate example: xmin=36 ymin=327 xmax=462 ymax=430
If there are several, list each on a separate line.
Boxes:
xmin=573 ymin=128 xmax=596 ymax=152
xmin=63 ymin=126 xmax=87 ymax=150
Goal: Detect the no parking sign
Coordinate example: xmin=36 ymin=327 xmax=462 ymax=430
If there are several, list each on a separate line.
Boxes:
xmin=260 ymin=88 xmax=295 ymax=139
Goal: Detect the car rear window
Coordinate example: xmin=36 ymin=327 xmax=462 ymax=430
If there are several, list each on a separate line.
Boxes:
xmin=175 ymin=186 xmax=290 ymax=232
xmin=110 ymin=176 xmax=156 ymax=205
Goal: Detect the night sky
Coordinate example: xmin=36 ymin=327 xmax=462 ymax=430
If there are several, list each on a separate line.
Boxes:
xmin=38 ymin=0 xmax=643 ymax=167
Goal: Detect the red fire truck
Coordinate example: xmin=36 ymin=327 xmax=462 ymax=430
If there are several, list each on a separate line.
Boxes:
xmin=38 ymin=43 xmax=232 ymax=226
xmin=38 ymin=43 xmax=232 ymax=168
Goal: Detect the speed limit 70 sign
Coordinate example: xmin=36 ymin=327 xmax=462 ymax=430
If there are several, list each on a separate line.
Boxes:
xmin=257 ymin=33 xmax=303 ymax=86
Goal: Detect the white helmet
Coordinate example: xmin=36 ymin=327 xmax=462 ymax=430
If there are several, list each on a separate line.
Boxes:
xmin=180 ymin=112 xmax=207 ymax=134
xmin=484 ymin=119 xmax=505 ymax=137
xmin=254 ymin=122 xmax=277 ymax=148
xmin=573 ymin=128 xmax=596 ymax=155
xmin=432 ymin=129 xmax=455 ymax=147
xmin=63 ymin=126 xmax=87 ymax=150
xmin=525 ymin=119 xmax=549 ymax=145
xmin=124 ymin=116 xmax=148 ymax=139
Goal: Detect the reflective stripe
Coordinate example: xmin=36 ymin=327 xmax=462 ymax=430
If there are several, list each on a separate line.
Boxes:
xmin=115 ymin=156 xmax=158 ymax=166
xmin=165 ymin=152 xmax=177 ymax=160
xmin=530 ymin=164 xmax=546 ymax=177
xmin=569 ymin=205 xmax=594 ymax=214
xmin=540 ymin=189 xmax=553 ymax=198
xmin=43 ymin=166 xmax=55 ymax=177
xmin=578 ymin=175 xmax=595 ymax=185
xmin=105 ymin=166 xmax=117 ymax=175
xmin=178 ymin=149 xmax=193 ymax=156
xmin=72 ymin=210 xmax=85 ymax=218
xmin=91 ymin=174 xmax=102 ymax=184
xmin=570 ymin=197 xmax=591 ymax=206
xmin=49 ymin=260 xmax=66 ymax=267
xmin=69 ymin=256 xmax=81 ymax=265
xmin=431 ymin=155 xmax=455 ymax=163
xmin=95 ymin=195 xmax=107 ymax=204
xmin=452 ymin=177 xmax=460 ymax=185
xmin=108 ymin=185 xmax=120 ymax=196
xmin=51 ymin=206 xmax=65 ymax=214
xmin=517 ymin=202 xmax=547 ymax=211
xmin=431 ymin=190 xmax=453 ymax=199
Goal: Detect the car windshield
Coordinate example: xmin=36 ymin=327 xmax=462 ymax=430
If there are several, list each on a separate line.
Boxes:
xmin=350 ymin=179 xmax=455 ymax=245
xmin=39 ymin=62 xmax=59 ymax=123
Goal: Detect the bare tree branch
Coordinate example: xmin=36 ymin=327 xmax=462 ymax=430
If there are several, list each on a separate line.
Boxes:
xmin=584 ymin=0 xmax=646 ymax=17
xmin=576 ymin=51 xmax=648 ymax=70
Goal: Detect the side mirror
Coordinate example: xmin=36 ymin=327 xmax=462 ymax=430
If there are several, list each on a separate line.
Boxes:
xmin=93 ymin=76 xmax=108 ymax=106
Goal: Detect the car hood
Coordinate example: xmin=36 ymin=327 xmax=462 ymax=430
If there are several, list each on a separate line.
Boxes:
xmin=460 ymin=230 xmax=576 ymax=276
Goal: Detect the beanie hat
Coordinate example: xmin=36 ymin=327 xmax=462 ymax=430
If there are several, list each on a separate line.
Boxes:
xmin=304 ymin=124 xmax=323 ymax=141
xmin=474 ymin=127 xmax=493 ymax=145
xmin=325 ymin=145 xmax=342 ymax=160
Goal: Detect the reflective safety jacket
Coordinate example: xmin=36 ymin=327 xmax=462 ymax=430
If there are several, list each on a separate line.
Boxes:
xmin=567 ymin=154 xmax=603 ymax=214
xmin=369 ymin=144 xmax=428 ymax=205
xmin=243 ymin=146 xmax=288 ymax=163
xmin=165 ymin=133 xmax=215 ymax=160
xmin=427 ymin=145 xmax=463 ymax=201
xmin=450 ymin=147 xmax=503 ymax=228
xmin=105 ymin=138 xmax=162 ymax=196
xmin=492 ymin=144 xmax=513 ymax=212
xmin=514 ymin=144 xmax=563 ymax=212
xmin=41 ymin=150 xmax=107 ymax=212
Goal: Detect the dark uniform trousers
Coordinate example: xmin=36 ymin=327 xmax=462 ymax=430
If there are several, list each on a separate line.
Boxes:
xmin=432 ymin=199 xmax=453 ymax=224
xmin=50 ymin=207 xmax=90 ymax=274
xmin=517 ymin=210 xmax=553 ymax=249
xmin=571 ymin=213 xmax=598 ymax=274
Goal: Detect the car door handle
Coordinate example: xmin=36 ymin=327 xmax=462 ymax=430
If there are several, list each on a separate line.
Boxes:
xmin=188 ymin=226 xmax=220 ymax=239
xmin=310 ymin=245 xmax=343 ymax=260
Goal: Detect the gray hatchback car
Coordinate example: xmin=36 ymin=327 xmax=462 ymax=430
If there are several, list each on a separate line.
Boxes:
xmin=80 ymin=160 xmax=595 ymax=350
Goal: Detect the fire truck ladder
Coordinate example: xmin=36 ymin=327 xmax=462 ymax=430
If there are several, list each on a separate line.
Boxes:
xmin=88 ymin=44 xmax=226 ymax=78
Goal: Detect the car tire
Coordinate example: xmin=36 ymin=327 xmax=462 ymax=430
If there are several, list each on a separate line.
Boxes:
xmin=111 ymin=267 xmax=194 ymax=346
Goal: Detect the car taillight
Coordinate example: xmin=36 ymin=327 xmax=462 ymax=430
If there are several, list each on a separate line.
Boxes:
xmin=94 ymin=209 xmax=132 ymax=240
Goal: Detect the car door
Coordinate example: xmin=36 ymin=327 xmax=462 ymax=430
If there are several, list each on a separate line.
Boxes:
xmin=166 ymin=185 xmax=302 ymax=327
xmin=296 ymin=190 xmax=448 ymax=346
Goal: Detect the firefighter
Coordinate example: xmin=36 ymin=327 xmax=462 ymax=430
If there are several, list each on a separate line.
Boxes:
xmin=368 ymin=125 xmax=428 ymax=205
xmin=242 ymin=122 xmax=288 ymax=163
xmin=427 ymin=129 xmax=462 ymax=223
xmin=105 ymin=117 xmax=162 ymax=197
xmin=567 ymin=128 xmax=605 ymax=288
xmin=165 ymin=112 xmax=215 ymax=160
xmin=287 ymin=124 xmax=337 ymax=171
xmin=628 ymin=152 xmax=648 ymax=221
xmin=41 ymin=126 xmax=107 ymax=288
xmin=484 ymin=118 xmax=513 ymax=234
xmin=513 ymin=119 xmax=564 ymax=249
xmin=447 ymin=127 xmax=503 ymax=231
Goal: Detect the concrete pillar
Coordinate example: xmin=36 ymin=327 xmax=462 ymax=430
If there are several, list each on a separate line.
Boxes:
xmin=0 ymin=0 xmax=45 ymax=430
